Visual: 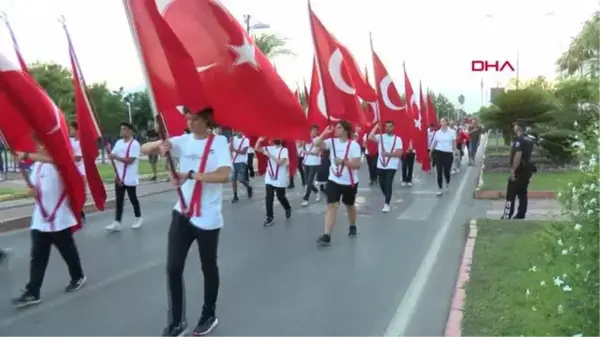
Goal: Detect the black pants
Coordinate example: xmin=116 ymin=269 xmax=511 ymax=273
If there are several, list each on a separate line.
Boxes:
xmin=434 ymin=150 xmax=453 ymax=189
xmin=246 ymin=153 xmax=255 ymax=178
xmin=115 ymin=183 xmax=141 ymax=222
xmin=166 ymin=211 xmax=220 ymax=325
xmin=503 ymin=175 xmax=530 ymax=219
xmin=366 ymin=155 xmax=378 ymax=183
xmin=289 ymin=157 xmax=306 ymax=187
xmin=377 ymin=169 xmax=396 ymax=204
xmin=303 ymin=165 xmax=319 ymax=201
xmin=401 ymin=152 xmax=415 ymax=183
xmin=26 ymin=228 xmax=84 ymax=297
xmin=266 ymin=184 xmax=291 ymax=218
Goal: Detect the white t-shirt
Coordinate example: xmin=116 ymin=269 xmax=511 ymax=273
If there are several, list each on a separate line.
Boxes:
xmin=427 ymin=128 xmax=435 ymax=149
xmin=70 ymin=137 xmax=85 ymax=176
xmin=111 ymin=138 xmax=141 ymax=186
xmin=323 ymin=138 xmax=361 ymax=186
xmin=302 ymin=140 xmax=321 ymax=166
xmin=432 ymin=128 xmax=456 ymax=153
xmin=247 ymin=146 xmax=254 ymax=154
xmin=374 ymin=133 xmax=403 ymax=170
xmin=263 ymin=145 xmax=289 ymax=188
xmin=169 ymin=134 xmax=232 ymax=230
xmin=29 ymin=162 xmax=78 ymax=232
xmin=230 ymin=136 xmax=249 ymax=164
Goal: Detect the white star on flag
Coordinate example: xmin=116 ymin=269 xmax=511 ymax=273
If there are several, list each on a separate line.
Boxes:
xmin=228 ymin=35 xmax=259 ymax=69
xmin=176 ymin=105 xmax=185 ymax=114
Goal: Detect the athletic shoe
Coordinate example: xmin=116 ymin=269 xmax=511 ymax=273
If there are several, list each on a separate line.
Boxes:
xmin=105 ymin=221 xmax=122 ymax=232
xmin=401 ymin=182 xmax=407 ymax=187
xmin=407 ymin=182 xmax=413 ymax=187
xmin=12 ymin=290 xmax=41 ymax=308
xmin=317 ymin=234 xmax=331 ymax=246
xmin=382 ymin=204 xmax=390 ymax=213
xmin=348 ymin=225 xmax=357 ymax=236
xmin=315 ymin=193 xmax=321 ymax=202
xmin=132 ymin=217 xmax=144 ymax=229
xmin=162 ymin=322 xmax=188 ymax=337
xmin=301 ymin=200 xmax=309 ymax=207
xmin=285 ymin=209 xmax=292 ymax=219
xmin=65 ymin=276 xmax=87 ymax=293
xmin=436 ymin=190 xmax=443 ymax=196
xmin=193 ymin=315 xmax=219 ymax=336
xmin=263 ymin=217 xmax=275 ymax=227
xmin=231 ymin=196 xmax=239 ymax=204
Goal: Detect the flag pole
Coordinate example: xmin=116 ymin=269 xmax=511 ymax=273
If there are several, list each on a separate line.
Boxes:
xmin=58 ymin=15 xmax=120 ymax=181
xmin=368 ymin=32 xmax=385 ymax=149
xmin=120 ymin=0 xmax=187 ymax=210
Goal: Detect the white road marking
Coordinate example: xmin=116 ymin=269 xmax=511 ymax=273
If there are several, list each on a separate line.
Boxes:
xmin=383 ymin=137 xmax=486 ymax=336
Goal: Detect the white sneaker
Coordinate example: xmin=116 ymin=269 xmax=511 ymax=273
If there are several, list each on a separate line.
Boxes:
xmin=436 ymin=190 xmax=443 ymax=196
xmin=382 ymin=204 xmax=391 ymax=213
xmin=315 ymin=193 xmax=321 ymax=202
xmin=132 ymin=218 xmax=143 ymax=229
xmin=105 ymin=221 xmax=122 ymax=232
xmin=301 ymin=200 xmax=309 ymax=207
xmin=451 ymin=169 xmax=457 ymax=175
xmin=401 ymin=182 xmax=407 ymax=187
xmin=445 ymin=186 xmax=450 ymax=192
xmin=407 ymin=182 xmax=413 ymax=187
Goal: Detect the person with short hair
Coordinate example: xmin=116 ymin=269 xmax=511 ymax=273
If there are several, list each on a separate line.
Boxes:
xmin=368 ymin=121 xmax=403 ymax=212
xmin=229 ymin=131 xmax=253 ymax=203
xmin=105 ymin=122 xmax=143 ymax=231
xmin=502 ymin=121 xmax=535 ymax=219
xmin=467 ymin=119 xmax=482 ymax=165
xmin=313 ymin=121 xmax=362 ymax=246
xmin=142 ymin=107 xmax=230 ymax=337
xmin=300 ymin=125 xmax=322 ymax=206
xmin=255 ymin=137 xmax=292 ymax=226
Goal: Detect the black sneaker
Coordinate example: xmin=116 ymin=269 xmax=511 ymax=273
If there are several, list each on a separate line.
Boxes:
xmin=193 ymin=315 xmax=219 ymax=336
xmin=247 ymin=186 xmax=253 ymax=199
xmin=231 ymin=196 xmax=239 ymax=204
xmin=0 ymin=248 xmax=11 ymax=264
xmin=263 ymin=217 xmax=275 ymax=227
xmin=162 ymin=322 xmax=188 ymax=337
xmin=65 ymin=276 xmax=87 ymax=292
xmin=317 ymin=234 xmax=331 ymax=246
xmin=348 ymin=225 xmax=357 ymax=236
xmin=12 ymin=290 xmax=41 ymax=308
xmin=285 ymin=209 xmax=292 ymax=219
xmin=287 ymin=183 xmax=295 ymax=190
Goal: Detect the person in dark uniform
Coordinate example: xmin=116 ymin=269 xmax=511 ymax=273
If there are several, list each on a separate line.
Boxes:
xmin=502 ymin=121 xmax=535 ymax=219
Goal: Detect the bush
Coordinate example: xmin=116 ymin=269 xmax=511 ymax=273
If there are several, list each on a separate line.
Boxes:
xmin=526 ymin=123 xmax=599 ymax=336
xmin=537 ymin=129 xmax=577 ymax=164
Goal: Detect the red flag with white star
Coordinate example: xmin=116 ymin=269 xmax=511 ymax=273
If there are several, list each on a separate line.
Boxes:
xmin=403 ymin=65 xmax=429 ymax=171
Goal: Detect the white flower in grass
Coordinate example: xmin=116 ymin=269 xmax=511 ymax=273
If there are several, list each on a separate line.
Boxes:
xmin=526 ymin=288 xmax=531 ymax=297
xmin=563 ymin=285 xmax=573 ymax=292
xmin=553 ymin=276 xmax=564 ymax=286
xmin=558 ymin=304 xmax=564 ymax=314
xmin=586 ymin=209 xmax=594 ymax=215
xmin=573 ymin=334 xmax=583 ymax=337
xmin=558 ymin=239 xmax=564 ymax=246
xmin=576 ymin=264 xmax=581 ymax=269
xmin=529 ymin=266 xmax=537 ymax=272
xmin=532 ymin=306 xmax=537 ymax=311
xmin=580 ymin=245 xmax=585 ymax=251
xmin=574 ymin=223 xmax=582 ymax=231
xmin=540 ymin=280 xmax=546 ymax=286
xmin=561 ymin=249 xmax=569 ymax=255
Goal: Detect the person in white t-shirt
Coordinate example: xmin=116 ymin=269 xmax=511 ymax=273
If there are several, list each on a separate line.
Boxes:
xmin=431 ymin=117 xmax=457 ymax=196
xmin=313 ymin=120 xmax=362 ymax=246
xmin=427 ymin=124 xmax=437 ymax=169
xmin=255 ymin=137 xmax=292 ymax=226
xmin=246 ymin=141 xmax=255 ymax=179
xmin=105 ymin=122 xmax=143 ymax=231
xmin=141 ymin=108 xmax=231 ymax=337
xmin=368 ymin=121 xmax=403 ymax=213
xmin=69 ymin=121 xmax=87 ymax=222
xmin=229 ymin=132 xmax=253 ymax=203
xmin=300 ymin=125 xmax=322 ymax=206
xmin=11 ymin=138 xmax=86 ymax=308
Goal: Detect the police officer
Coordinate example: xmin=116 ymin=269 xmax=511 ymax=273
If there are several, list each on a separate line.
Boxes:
xmin=502 ymin=120 xmax=535 ymax=219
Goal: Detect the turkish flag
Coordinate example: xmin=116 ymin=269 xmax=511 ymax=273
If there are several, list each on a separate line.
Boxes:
xmin=0 ymin=54 xmax=85 ymax=227
xmin=371 ymin=50 xmax=411 ymax=147
xmin=67 ymin=39 xmax=107 ymax=211
xmin=0 ymin=96 xmax=36 ymax=153
xmin=362 ymin=68 xmax=378 ymax=128
xmin=426 ymin=91 xmax=439 ymax=129
xmin=307 ymin=58 xmax=329 ymax=131
xmin=309 ymin=5 xmax=365 ymax=127
xmin=338 ymin=44 xmax=377 ymax=102
xmin=404 ymin=69 xmax=430 ymax=172
xmin=145 ymin=0 xmax=309 ymax=140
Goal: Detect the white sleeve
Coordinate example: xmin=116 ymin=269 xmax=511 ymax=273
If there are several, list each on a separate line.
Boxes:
xmin=168 ymin=135 xmax=187 ymax=158
xmin=323 ymin=138 xmax=333 ymax=150
xmin=281 ymin=148 xmax=289 ymax=160
xmin=349 ymin=141 xmax=362 ymax=159
xmin=214 ymin=135 xmax=233 ymax=168
xmin=397 ymin=137 xmax=404 ymax=151
xmin=130 ymin=140 xmax=141 ymax=158
xmin=241 ymin=138 xmax=249 ymax=150
xmin=72 ymin=141 xmax=82 ymax=157
xmin=110 ymin=140 xmax=119 ymax=155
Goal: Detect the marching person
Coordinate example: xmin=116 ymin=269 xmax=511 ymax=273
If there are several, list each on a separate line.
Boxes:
xmin=427 ymin=123 xmax=436 ymax=169
xmin=362 ymin=127 xmax=379 ymax=186
xmin=301 ymin=125 xmax=322 ymax=206
xmin=502 ymin=121 xmax=535 ymax=219
xmin=313 ymin=121 xmax=362 ymax=246
xmin=229 ymin=131 xmax=253 ymax=203
xmin=105 ymin=122 xmax=143 ymax=231
xmin=141 ymin=108 xmax=230 ymax=337
xmin=431 ymin=117 xmax=457 ymax=196
xmin=11 ymin=139 xmax=86 ymax=307
xmin=255 ymin=137 xmax=292 ymax=226
xmin=68 ymin=121 xmax=87 ymax=222
xmin=368 ymin=121 xmax=403 ymax=213
xmin=400 ymin=139 xmax=415 ymax=187
xmin=246 ymin=140 xmax=255 ymax=181
xmin=468 ymin=119 xmax=482 ymax=165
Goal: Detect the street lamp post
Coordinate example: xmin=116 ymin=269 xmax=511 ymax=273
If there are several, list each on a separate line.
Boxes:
xmin=243 ymin=14 xmax=270 ymax=34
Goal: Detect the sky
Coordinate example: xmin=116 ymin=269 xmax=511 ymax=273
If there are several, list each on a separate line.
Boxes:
xmin=0 ymin=0 xmax=597 ymax=114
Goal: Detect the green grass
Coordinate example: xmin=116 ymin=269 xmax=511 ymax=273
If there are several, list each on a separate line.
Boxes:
xmin=462 ymin=219 xmax=586 ymax=336
xmin=481 ymin=171 xmax=579 ymax=191
xmin=0 ymin=187 xmax=18 ymax=195
xmin=96 ymin=158 xmax=167 ymax=180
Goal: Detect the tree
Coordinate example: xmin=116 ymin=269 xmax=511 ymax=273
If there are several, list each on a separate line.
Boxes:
xmin=431 ymin=93 xmax=456 ymax=120
xmin=124 ymin=91 xmax=154 ymax=134
xmin=556 ymin=11 xmax=599 ymax=78
xmin=253 ymin=33 xmax=295 ymax=59
xmin=87 ymin=83 xmax=128 ymax=136
xmin=29 ymin=62 xmax=75 ymax=117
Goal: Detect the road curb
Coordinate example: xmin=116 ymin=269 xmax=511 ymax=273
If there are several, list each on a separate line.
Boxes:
xmin=0 ymin=188 xmax=172 ymax=234
xmin=443 ymin=219 xmax=478 ymax=337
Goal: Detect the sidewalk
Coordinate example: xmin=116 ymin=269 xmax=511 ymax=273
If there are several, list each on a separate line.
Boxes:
xmin=485 ymin=199 xmax=564 ymax=220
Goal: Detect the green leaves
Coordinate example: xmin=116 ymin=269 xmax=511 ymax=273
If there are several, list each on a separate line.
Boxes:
xmin=252 ymin=33 xmax=295 ymax=59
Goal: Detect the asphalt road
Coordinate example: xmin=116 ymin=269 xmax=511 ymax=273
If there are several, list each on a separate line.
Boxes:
xmin=0 ymin=157 xmax=480 ymax=336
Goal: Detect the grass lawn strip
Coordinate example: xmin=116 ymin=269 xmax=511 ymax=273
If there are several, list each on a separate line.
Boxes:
xmin=462 ymin=219 xmax=591 ymax=336
xmin=481 ymin=171 xmax=579 ymax=192
xmin=96 ymin=159 xmax=167 ymax=180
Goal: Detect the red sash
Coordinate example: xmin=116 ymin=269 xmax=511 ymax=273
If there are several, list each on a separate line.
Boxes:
xmin=231 ymin=137 xmax=246 ymax=163
xmin=186 ymin=135 xmax=215 ymax=217
xmin=330 ymin=140 xmax=355 ymax=186
xmin=119 ymin=140 xmax=135 ymax=184
xmin=302 ymin=142 xmax=316 ymax=165
xmin=266 ymin=146 xmax=284 ymax=180
xmin=35 ymin=163 xmax=67 ymax=231
xmin=379 ymin=135 xmax=397 ymax=167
